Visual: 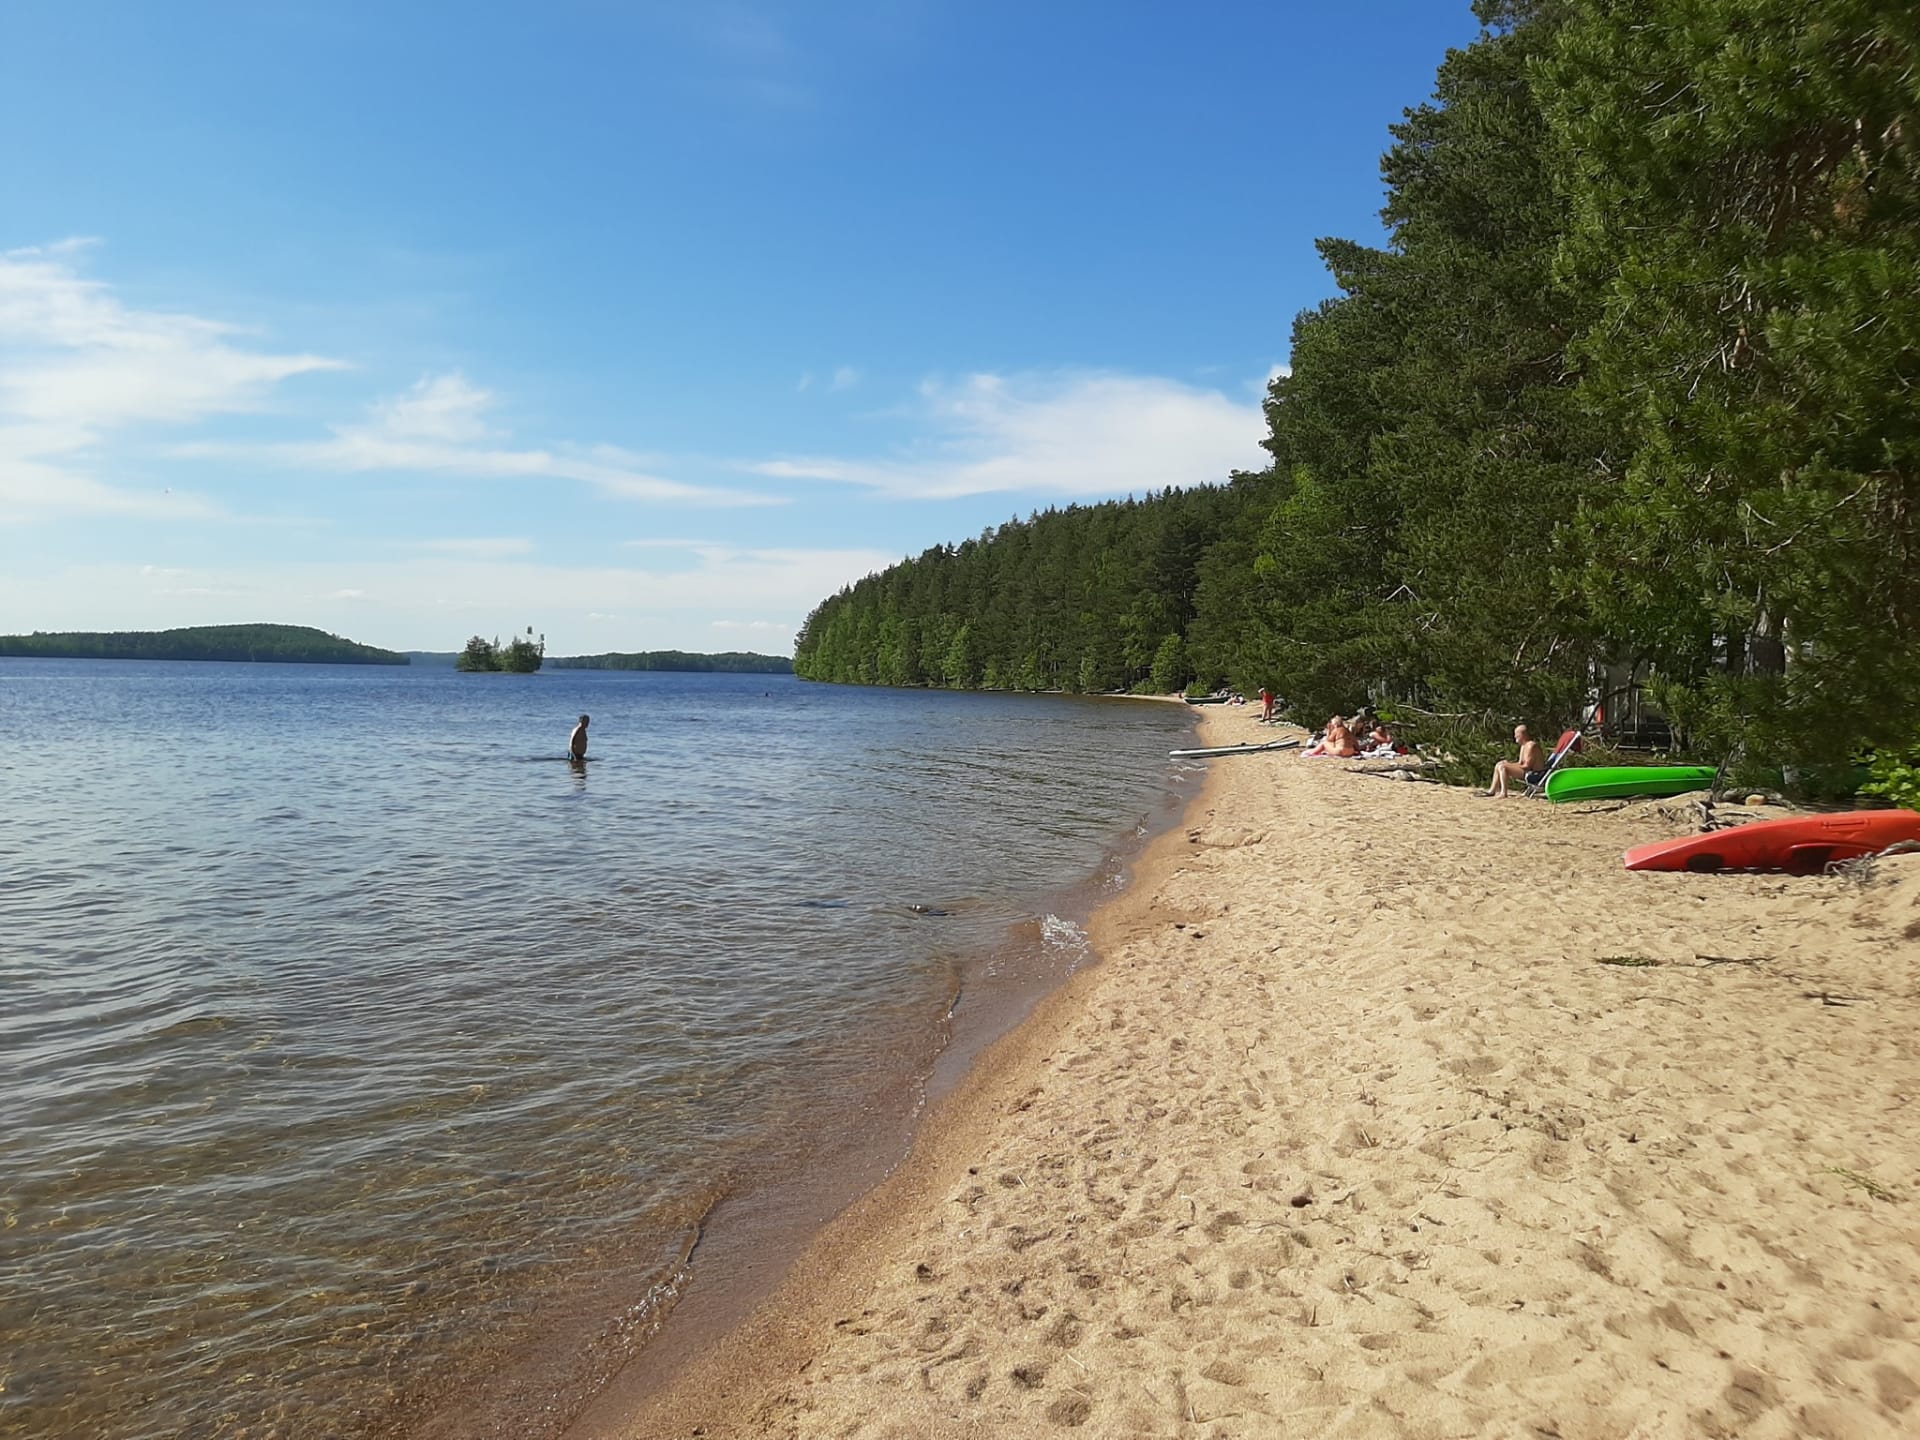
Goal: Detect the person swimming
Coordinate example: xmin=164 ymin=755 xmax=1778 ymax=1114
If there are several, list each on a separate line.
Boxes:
xmin=569 ymin=713 xmax=590 ymax=761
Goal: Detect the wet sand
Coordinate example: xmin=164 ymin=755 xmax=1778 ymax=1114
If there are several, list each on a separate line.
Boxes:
xmin=576 ymin=706 xmax=1920 ymax=1439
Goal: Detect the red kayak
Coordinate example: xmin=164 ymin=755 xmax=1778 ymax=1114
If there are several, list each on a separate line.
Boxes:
xmin=1624 ymin=809 xmax=1920 ymax=874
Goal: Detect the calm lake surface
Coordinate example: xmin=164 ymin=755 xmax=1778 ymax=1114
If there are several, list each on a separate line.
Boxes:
xmin=0 ymin=661 xmax=1195 ymax=1439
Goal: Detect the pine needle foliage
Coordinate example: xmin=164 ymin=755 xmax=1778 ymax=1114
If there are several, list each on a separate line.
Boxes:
xmin=794 ymin=0 xmax=1919 ymax=790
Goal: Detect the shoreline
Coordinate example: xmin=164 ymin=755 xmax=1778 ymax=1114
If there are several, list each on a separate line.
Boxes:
xmin=572 ymin=706 xmax=1920 ymax=1438
xmin=556 ymin=714 xmax=1213 ymax=1440
xmin=560 ymin=724 xmax=1234 ymax=1440
xmin=408 ymin=699 xmax=1204 ymax=1440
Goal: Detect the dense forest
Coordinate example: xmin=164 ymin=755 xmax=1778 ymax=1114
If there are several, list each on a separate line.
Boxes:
xmin=0 ymin=624 xmax=407 ymax=665
xmin=549 ymin=650 xmax=794 ymax=673
xmin=796 ymin=0 xmax=1918 ymax=794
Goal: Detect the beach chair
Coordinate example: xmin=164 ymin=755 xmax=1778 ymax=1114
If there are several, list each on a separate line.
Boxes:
xmin=1526 ymin=728 xmax=1584 ymax=797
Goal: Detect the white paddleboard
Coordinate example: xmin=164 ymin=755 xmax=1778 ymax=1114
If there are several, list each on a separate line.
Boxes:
xmin=1169 ymin=739 xmax=1301 ymax=759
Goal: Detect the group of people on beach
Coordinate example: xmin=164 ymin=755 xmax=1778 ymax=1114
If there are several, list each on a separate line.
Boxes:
xmin=1290 ymin=706 xmax=1560 ymax=799
xmin=1302 ymin=708 xmax=1404 ymax=760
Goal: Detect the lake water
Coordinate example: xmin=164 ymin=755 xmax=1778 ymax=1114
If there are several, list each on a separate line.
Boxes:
xmin=0 ymin=660 xmax=1195 ymax=1439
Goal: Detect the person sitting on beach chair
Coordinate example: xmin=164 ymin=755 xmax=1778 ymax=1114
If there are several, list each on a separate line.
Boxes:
xmin=1485 ymin=725 xmax=1546 ymax=797
xmin=1524 ymin=728 xmax=1585 ymax=797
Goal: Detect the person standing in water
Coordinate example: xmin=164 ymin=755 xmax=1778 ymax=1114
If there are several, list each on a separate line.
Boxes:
xmin=569 ymin=713 xmax=590 ymax=761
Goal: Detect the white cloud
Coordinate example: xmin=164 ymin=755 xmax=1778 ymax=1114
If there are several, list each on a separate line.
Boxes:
xmin=0 ymin=240 xmax=343 ymax=517
xmin=830 ymin=365 xmax=861 ymax=392
xmin=371 ymin=373 xmax=498 ymax=443
xmin=194 ymin=371 xmax=774 ymax=507
xmin=154 ymin=583 xmax=252 ymax=599
xmin=621 ymin=536 xmax=723 ymax=551
xmin=712 ymin=618 xmax=783 ymax=630
xmin=411 ymin=536 xmax=535 ymax=558
xmin=754 ymin=371 xmax=1268 ymax=500
xmin=1 ymin=244 xmax=773 ymax=518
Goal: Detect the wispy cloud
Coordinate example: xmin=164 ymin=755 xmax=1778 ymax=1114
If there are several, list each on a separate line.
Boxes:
xmin=370 ymin=372 xmax=497 ymax=443
xmin=410 ymin=536 xmax=536 ymax=558
xmin=621 ymin=536 xmax=724 ymax=551
xmin=192 ymin=371 xmax=775 ymax=507
xmin=0 ymin=239 xmax=343 ymax=518
xmin=830 ymin=365 xmax=861 ymax=392
xmin=754 ymin=371 xmax=1268 ymax=500
xmin=693 ymin=7 xmax=814 ymax=109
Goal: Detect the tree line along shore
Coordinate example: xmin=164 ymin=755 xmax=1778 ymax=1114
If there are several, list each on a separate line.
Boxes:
xmin=793 ymin=0 xmax=1919 ymax=805
xmin=0 ymin=625 xmax=408 ymax=666
xmin=0 ymin=625 xmax=791 ymax=675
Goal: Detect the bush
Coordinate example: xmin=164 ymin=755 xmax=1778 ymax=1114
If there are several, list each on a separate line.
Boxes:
xmin=1862 ymin=747 xmax=1920 ymax=813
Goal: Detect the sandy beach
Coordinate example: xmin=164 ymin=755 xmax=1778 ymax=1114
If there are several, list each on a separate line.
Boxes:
xmin=576 ymin=706 xmax=1920 ymax=1440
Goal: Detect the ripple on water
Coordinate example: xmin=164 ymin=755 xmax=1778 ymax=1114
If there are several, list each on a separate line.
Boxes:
xmin=0 ymin=663 xmax=1195 ymax=1439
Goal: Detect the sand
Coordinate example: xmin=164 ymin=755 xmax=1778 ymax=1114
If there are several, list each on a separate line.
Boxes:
xmin=579 ymin=706 xmax=1920 ymax=1440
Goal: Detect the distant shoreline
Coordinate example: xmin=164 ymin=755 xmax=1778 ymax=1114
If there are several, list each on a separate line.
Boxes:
xmin=547 ymin=650 xmax=792 ymax=674
xmin=0 ymin=634 xmax=795 ymax=673
xmin=0 ymin=624 xmax=404 ymax=666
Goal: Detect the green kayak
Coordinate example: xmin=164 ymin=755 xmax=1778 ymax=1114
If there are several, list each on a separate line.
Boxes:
xmin=1543 ymin=765 xmax=1717 ymax=804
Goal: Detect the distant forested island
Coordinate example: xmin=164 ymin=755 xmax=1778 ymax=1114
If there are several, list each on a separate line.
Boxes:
xmin=795 ymin=0 xmax=1919 ymax=803
xmin=549 ymin=650 xmax=793 ymax=674
xmin=0 ymin=624 xmax=407 ymax=665
xmin=457 ymin=631 xmax=545 ymax=673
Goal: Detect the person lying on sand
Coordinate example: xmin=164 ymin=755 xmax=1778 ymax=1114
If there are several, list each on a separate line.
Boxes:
xmin=1486 ymin=724 xmax=1546 ymax=796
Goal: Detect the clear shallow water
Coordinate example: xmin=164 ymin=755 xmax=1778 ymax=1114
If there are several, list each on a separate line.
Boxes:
xmin=0 ymin=661 xmax=1194 ymax=1439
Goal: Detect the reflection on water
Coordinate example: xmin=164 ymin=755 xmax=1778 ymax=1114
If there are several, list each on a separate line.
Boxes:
xmin=0 ymin=662 xmax=1192 ymax=1439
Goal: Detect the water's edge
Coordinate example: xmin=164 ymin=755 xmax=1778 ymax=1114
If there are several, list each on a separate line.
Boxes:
xmin=396 ymin=701 xmax=1205 ymax=1439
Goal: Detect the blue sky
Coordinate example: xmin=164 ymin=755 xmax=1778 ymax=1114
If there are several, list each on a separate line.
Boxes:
xmin=1 ymin=1 xmax=1482 ymax=653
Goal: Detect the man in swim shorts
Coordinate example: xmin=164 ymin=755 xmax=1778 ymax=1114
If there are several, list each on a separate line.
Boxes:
xmin=1486 ymin=724 xmax=1546 ymax=797
xmin=569 ymin=713 xmax=590 ymax=761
